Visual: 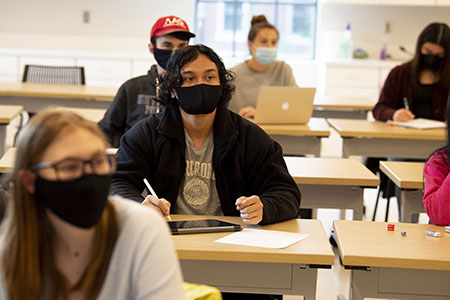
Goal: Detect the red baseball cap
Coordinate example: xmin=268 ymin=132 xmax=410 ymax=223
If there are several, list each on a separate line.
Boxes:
xmin=150 ymin=15 xmax=195 ymax=40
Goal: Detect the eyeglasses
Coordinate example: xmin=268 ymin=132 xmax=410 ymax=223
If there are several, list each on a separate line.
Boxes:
xmin=31 ymin=153 xmax=116 ymax=181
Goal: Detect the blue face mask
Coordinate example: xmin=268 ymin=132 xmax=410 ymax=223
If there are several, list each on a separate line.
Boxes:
xmin=254 ymin=47 xmax=277 ymax=65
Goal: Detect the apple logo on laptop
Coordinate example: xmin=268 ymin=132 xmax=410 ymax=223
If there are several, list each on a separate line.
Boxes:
xmin=281 ymin=101 xmax=289 ymax=110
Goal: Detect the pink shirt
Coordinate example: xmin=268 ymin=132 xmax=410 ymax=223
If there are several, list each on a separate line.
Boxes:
xmin=423 ymin=149 xmax=450 ymax=225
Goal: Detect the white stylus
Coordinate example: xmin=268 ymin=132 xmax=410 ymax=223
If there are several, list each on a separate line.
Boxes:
xmin=143 ymin=178 xmax=172 ymax=221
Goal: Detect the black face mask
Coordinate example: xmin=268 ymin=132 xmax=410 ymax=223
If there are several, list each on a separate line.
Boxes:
xmin=153 ymin=48 xmax=175 ymax=69
xmin=422 ymin=54 xmax=443 ymax=70
xmin=34 ymin=174 xmax=111 ymax=229
xmin=176 ymin=84 xmax=222 ymax=115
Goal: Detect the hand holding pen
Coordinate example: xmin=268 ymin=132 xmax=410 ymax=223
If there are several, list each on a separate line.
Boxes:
xmin=142 ymin=178 xmax=172 ymax=220
xmin=393 ymin=97 xmax=415 ymax=122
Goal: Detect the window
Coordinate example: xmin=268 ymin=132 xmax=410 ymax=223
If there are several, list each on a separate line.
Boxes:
xmin=194 ymin=0 xmax=318 ymax=60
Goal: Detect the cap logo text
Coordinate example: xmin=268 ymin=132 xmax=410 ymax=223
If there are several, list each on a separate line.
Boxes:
xmin=163 ymin=17 xmax=186 ymax=28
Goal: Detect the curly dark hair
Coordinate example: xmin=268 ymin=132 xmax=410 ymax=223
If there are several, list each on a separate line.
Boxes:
xmin=158 ymin=44 xmax=235 ymax=108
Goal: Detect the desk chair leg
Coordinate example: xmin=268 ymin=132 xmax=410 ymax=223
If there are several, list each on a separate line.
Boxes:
xmin=385 ymin=197 xmax=391 ymax=222
xmin=372 ymin=187 xmax=382 ymax=221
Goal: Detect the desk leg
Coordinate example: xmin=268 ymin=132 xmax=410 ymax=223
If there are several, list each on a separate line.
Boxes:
xmin=0 ymin=125 xmax=6 ymax=157
xmin=400 ymin=189 xmax=425 ymax=223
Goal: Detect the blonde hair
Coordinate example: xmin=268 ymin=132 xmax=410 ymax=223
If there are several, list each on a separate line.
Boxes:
xmin=1 ymin=109 xmax=118 ymax=300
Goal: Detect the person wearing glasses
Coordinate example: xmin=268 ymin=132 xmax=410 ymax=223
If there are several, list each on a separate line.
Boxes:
xmin=0 ymin=109 xmax=184 ymax=299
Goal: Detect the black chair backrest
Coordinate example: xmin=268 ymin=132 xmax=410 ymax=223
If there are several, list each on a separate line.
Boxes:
xmin=22 ymin=64 xmax=85 ymax=85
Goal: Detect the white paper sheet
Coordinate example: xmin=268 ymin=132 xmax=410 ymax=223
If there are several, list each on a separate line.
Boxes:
xmin=214 ymin=228 xmax=309 ymax=249
xmin=387 ymin=118 xmax=445 ymax=130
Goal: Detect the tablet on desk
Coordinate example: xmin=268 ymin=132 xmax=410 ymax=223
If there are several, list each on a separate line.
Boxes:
xmin=168 ymin=219 xmax=242 ymax=235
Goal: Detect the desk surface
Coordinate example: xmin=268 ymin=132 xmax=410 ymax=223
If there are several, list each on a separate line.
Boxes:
xmin=328 ymin=118 xmax=446 ymax=141
xmin=314 ymin=95 xmax=375 ymax=110
xmin=0 ymin=82 xmax=117 ymax=101
xmin=0 ymin=105 xmax=23 ymax=124
xmin=379 ymin=161 xmax=425 ymax=189
xmin=0 ymin=147 xmax=15 ymax=173
xmin=258 ymin=118 xmax=330 ymax=137
xmin=171 ymin=214 xmax=334 ymax=265
xmin=285 ymin=157 xmax=379 ymax=187
xmin=334 ymin=220 xmax=450 ymax=271
xmin=55 ymin=107 xmax=106 ymax=123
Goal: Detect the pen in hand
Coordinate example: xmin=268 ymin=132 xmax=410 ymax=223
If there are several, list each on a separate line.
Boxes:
xmin=143 ymin=178 xmax=172 ymax=221
xmin=403 ymin=97 xmax=410 ymax=110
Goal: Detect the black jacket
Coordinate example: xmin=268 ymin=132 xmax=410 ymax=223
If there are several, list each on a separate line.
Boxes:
xmin=111 ymin=101 xmax=301 ymax=225
xmin=98 ymin=65 xmax=165 ymax=147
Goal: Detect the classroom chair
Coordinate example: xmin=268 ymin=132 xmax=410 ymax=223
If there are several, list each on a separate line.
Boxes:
xmin=22 ymin=64 xmax=85 ymax=85
xmin=14 ymin=64 xmax=86 ymax=145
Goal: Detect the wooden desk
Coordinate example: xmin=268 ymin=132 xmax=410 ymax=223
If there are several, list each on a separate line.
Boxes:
xmin=171 ymin=215 xmax=334 ymax=299
xmin=286 ymin=157 xmax=379 ymax=220
xmin=0 ymin=105 xmax=23 ymax=156
xmin=328 ymin=118 xmax=446 ymax=159
xmin=334 ymin=220 xmax=450 ymax=300
xmin=313 ymin=96 xmax=375 ymax=120
xmin=259 ymin=118 xmax=330 ymax=156
xmin=55 ymin=107 xmax=106 ymax=123
xmin=0 ymin=82 xmax=116 ymax=112
xmin=380 ymin=161 xmax=425 ymax=223
xmin=0 ymin=147 xmax=15 ymax=173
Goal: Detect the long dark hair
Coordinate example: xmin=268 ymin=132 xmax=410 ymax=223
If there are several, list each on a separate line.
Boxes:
xmin=409 ymin=23 xmax=450 ymax=90
xmin=158 ymin=44 xmax=235 ymax=108
xmin=445 ymin=94 xmax=450 ymax=166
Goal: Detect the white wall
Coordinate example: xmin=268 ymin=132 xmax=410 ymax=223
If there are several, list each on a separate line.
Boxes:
xmin=318 ymin=4 xmax=450 ymax=60
xmin=0 ymin=0 xmax=195 ymax=52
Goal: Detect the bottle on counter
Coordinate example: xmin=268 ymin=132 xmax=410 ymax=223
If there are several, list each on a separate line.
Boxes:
xmin=341 ymin=22 xmax=353 ymax=59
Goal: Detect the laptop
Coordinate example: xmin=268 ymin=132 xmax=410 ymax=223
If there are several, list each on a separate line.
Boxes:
xmin=254 ymin=86 xmax=316 ymax=125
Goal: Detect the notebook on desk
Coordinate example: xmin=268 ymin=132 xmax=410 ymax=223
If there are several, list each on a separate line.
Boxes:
xmin=254 ymin=86 xmax=316 ymax=125
xmin=387 ymin=118 xmax=446 ymax=130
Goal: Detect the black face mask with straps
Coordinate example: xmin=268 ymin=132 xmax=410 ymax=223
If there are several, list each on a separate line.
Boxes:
xmin=175 ymin=84 xmax=222 ymax=115
xmin=153 ymin=48 xmax=175 ymax=70
xmin=421 ymin=54 xmax=444 ymax=70
xmin=34 ymin=174 xmax=111 ymax=228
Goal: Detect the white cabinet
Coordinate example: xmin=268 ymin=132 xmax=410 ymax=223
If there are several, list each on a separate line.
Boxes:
xmin=436 ymin=0 xmax=450 ymax=5
xmin=0 ymin=56 xmax=18 ymax=82
xmin=380 ymin=0 xmax=434 ymax=4
xmin=131 ymin=59 xmax=155 ymax=77
xmin=322 ymin=0 xmax=437 ymax=5
xmin=324 ymin=60 xmax=401 ymax=100
xmin=320 ymin=0 xmax=379 ymax=4
xmin=71 ymin=58 xmax=132 ymax=87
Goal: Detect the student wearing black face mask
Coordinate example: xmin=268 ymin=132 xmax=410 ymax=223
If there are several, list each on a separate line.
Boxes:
xmin=112 ymin=44 xmax=301 ymax=300
xmin=0 ymin=109 xmax=185 ymax=300
xmin=98 ymin=15 xmax=195 ymax=147
xmin=373 ymin=22 xmax=450 ymax=122
xmin=112 ymin=44 xmax=300 ymax=225
xmin=367 ymin=23 xmax=450 ymax=221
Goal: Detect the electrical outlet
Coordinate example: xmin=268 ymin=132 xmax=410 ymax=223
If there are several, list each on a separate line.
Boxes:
xmin=83 ymin=10 xmax=90 ymax=24
xmin=385 ymin=20 xmax=392 ymax=34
